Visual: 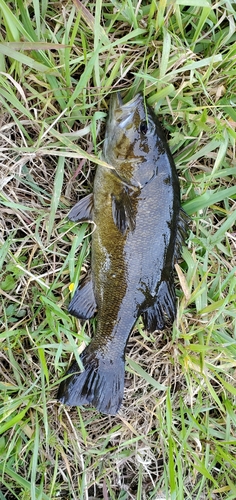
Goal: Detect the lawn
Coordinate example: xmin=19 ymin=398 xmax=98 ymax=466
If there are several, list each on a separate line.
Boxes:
xmin=0 ymin=0 xmax=236 ymax=499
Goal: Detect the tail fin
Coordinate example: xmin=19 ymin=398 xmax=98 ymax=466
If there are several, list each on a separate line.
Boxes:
xmin=57 ymin=348 xmax=125 ymax=415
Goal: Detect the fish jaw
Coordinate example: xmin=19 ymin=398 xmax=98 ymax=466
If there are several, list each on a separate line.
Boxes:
xmin=104 ymin=92 xmax=143 ymax=146
xmin=102 ymin=92 xmax=168 ymax=188
xmin=108 ymin=92 xmax=143 ymax=124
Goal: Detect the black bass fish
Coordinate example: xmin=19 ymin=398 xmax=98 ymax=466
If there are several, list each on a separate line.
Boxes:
xmin=58 ymin=92 xmax=188 ymax=415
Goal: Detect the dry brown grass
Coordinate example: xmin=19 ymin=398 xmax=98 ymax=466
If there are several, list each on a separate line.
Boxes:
xmin=1 ymin=1 xmax=236 ymax=499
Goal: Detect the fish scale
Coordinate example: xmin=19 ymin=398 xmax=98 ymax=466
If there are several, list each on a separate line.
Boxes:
xmin=57 ymin=92 xmax=188 ymax=415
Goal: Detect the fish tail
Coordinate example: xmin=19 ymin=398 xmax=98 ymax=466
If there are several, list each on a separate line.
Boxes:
xmin=57 ymin=347 xmax=125 ymax=415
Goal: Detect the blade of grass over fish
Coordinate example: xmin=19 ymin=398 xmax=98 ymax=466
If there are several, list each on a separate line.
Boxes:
xmin=69 ymin=237 xmax=90 ymax=297
xmin=45 ymin=128 xmax=115 ymax=170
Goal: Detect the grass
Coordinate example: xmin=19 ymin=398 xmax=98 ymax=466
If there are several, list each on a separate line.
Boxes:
xmin=0 ymin=0 xmax=236 ymax=498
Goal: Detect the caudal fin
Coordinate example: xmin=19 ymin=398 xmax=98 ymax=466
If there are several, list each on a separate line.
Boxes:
xmin=57 ymin=348 xmax=125 ymax=415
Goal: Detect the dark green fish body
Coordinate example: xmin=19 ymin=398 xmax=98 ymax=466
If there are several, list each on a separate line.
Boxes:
xmin=58 ymin=93 xmax=188 ymax=414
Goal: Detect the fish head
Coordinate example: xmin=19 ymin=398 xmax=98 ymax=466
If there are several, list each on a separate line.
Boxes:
xmin=103 ymin=92 xmax=166 ymax=188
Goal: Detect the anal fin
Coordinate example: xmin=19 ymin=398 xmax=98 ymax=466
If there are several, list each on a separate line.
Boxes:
xmin=68 ymin=275 xmax=97 ymax=319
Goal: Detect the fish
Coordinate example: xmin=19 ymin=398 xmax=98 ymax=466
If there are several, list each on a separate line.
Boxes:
xmin=57 ymin=92 xmax=188 ymax=415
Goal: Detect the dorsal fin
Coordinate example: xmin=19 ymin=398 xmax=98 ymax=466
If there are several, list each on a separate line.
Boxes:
xmin=142 ymin=280 xmax=176 ymax=332
xmin=174 ymin=209 xmax=190 ymax=261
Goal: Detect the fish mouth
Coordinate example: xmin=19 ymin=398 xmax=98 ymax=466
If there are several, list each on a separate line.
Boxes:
xmin=108 ymin=92 xmax=143 ymax=128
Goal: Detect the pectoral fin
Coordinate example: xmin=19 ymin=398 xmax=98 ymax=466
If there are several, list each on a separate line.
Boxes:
xmin=68 ymin=193 xmax=94 ymax=222
xmin=68 ymin=275 xmax=97 ymax=319
xmin=112 ymin=189 xmax=135 ymax=234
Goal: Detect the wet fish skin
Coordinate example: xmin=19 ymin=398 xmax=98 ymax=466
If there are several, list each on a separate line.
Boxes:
xmin=57 ymin=92 xmax=188 ymax=415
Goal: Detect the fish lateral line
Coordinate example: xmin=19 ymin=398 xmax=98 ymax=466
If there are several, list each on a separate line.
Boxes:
xmin=57 ymin=91 xmax=189 ymax=415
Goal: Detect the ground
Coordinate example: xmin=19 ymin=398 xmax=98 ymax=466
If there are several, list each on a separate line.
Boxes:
xmin=0 ymin=1 xmax=236 ymax=499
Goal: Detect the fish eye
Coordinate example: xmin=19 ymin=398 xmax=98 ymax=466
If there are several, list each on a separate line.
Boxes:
xmin=140 ymin=120 xmax=148 ymax=135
